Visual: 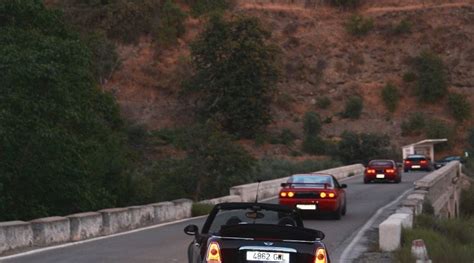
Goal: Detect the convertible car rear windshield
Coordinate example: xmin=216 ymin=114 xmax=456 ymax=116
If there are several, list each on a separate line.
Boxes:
xmin=287 ymin=175 xmax=333 ymax=188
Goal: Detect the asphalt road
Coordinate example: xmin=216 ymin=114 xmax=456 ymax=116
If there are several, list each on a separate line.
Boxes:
xmin=2 ymin=172 xmax=427 ymax=263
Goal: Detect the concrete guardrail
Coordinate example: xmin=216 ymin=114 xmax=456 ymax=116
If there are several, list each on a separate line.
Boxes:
xmin=0 ymin=163 xmax=364 ymax=255
xmin=379 ymin=161 xmax=464 ymax=252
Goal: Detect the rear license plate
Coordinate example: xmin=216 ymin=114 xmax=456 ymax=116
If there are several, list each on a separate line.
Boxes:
xmin=412 ymin=165 xmax=421 ymax=168
xmin=246 ymin=251 xmax=290 ymax=262
xmin=296 ymin=204 xmax=316 ymax=210
xmin=376 ymin=174 xmax=385 ymax=179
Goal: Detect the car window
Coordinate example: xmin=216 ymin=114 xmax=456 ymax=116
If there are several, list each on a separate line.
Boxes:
xmin=406 ymin=156 xmax=427 ymax=161
xmin=368 ymin=160 xmax=393 ymax=166
xmin=288 ymin=175 xmax=333 ymax=188
xmin=207 ymin=208 xmax=294 ymax=235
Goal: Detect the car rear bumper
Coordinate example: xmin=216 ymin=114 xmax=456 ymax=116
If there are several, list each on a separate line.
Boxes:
xmin=364 ymin=173 xmax=398 ymax=180
xmin=279 ymin=199 xmax=339 ymax=212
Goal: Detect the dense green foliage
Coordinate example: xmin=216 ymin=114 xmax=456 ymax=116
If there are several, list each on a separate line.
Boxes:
xmin=255 ymin=158 xmax=341 ymax=181
xmin=56 ymin=0 xmax=186 ymax=44
xmin=392 ymin=19 xmax=412 ymax=35
xmin=185 ymin=15 xmax=280 ymax=138
xmin=276 ymin=129 xmax=297 ymax=146
xmin=83 ymin=32 xmax=121 ymax=83
xmin=187 ymin=0 xmax=233 ymax=17
xmin=316 ymin=96 xmax=331 ymax=109
xmin=414 ymin=51 xmax=447 ymax=102
xmin=341 ymin=96 xmax=363 ymax=119
xmin=469 ymin=128 xmax=474 ymax=151
xmin=330 ymin=0 xmax=360 ymax=8
xmin=0 ymin=0 xmax=129 ymax=220
xmin=381 ymin=83 xmax=400 ymax=113
xmin=346 ymin=15 xmax=374 ymax=36
xmin=302 ymin=111 xmax=325 ymax=155
xmin=140 ymin=123 xmax=257 ymax=201
xmin=447 ymin=93 xmax=472 ymax=122
xmin=402 ymin=72 xmax=416 ymax=82
xmin=401 ymin=112 xmax=426 ymax=136
xmin=335 ymin=131 xmax=391 ymax=164
xmin=461 ymin=184 xmax=474 ymax=217
xmin=191 ymin=203 xmax=214 ymax=216
xmin=396 ymin=214 xmax=474 ymax=262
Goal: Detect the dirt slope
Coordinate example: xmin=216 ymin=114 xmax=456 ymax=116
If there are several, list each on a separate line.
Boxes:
xmin=104 ymin=0 xmax=474 ymax=157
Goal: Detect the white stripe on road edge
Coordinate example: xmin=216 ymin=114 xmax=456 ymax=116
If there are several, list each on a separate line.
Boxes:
xmin=0 ymin=173 xmax=363 ymax=261
xmin=0 ymin=215 xmax=207 ymax=261
xmin=338 ymin=188 xmax=413 ymax=263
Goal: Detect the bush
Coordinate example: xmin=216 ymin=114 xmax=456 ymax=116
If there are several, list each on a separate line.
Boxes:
xmin=341 ymin=96 xmax=363 ymax=119
xmin=469 ymin=128 xmax=474 ymax=150
xmin=278 ymin=129 xmax=297 ymax=146
xmin=335 ymin=131 xmax=391 ymax=164
xmin=56 ymin=0 xmax=186 ymax=44
xmin=302 ymin=136 xmax=326 ymax=155
xmin=188 ymin=0 xmax=234 ymax=17
xmin=192 ymin=203 xmax=214 ymax=216
xmin=185 ymin=15 xmax=280 ymax=138
xmin=330 ymin=0 xmax=360 ymax=8
xmin=316 ymin=96 xmax=331 ymax=109
xmin=346 ymin=15 xmax=374 ymax=36
xmin=392 ymin=18 xmax=412 ymax=35
xmin=414 ymin=51 xmax=447 ymax=103
xmin=381 ymin=83 xmax=400 ymax=113
xmin=447 ymin=93 xmax=472 ymax=122
xmin=255 ymin=158 xmax=341 ymax=181
xmin=401 ymin=112 xmax=426 ymax=136
xmin=83 ymin=32 xmax=121 ymax=84
xmin=303 ymin=111 xmax=322 ymax=136
xmin=403 ymin=72 xmax=417 ymax=82
xmin=461 ymin=184 xmax=474 ymax=217
xmin=425 ymin=119 xmax=453 ymax=140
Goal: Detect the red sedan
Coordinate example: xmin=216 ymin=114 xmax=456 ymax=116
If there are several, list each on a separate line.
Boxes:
xmin=364 ymin=159 xmax=401 ymax=184
xmin=279 ymin=174 xmax=347 ymax=220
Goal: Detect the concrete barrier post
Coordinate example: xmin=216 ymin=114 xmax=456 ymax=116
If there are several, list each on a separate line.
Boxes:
xmin=31 ymin=217 xmax=70 ymax=246
xmin=0 ymin=221 xmax=33 ymax=254
xmin=379 ymin=218 xmax=402 ymax=251
xmin=67 ymin=212 xmax=103 ymax=241
xmin=99 ymin=208 xmax=132 ymax=235
xmin=152 ymin=202 xmax=176 ymax=223
xmin=129 ymin=205 xmax=154 ymax=228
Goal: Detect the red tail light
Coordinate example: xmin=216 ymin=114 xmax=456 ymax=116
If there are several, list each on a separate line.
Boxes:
xmin=314 ymin=248 xmax=327 ymax=263
xmin=367 ymin=169 xmax=376 ymax=174
xmin=206 ymin=242 xmax=222 ymax=263
xmin=320 ymin=192 xmax=336 ymax=198
xmin=385 ymin=169 xmax=395 ymax=173
xmin=420 ymin=160 xmax=427 ymax=164
xmin=280 ymin=192 xmax=294 ymax=198
xmin=405 ymin=160 xmax=411 ymax=164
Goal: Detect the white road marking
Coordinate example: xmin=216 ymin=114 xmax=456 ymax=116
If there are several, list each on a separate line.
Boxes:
xmin=338 ymin=188 xmax=413 ymax=263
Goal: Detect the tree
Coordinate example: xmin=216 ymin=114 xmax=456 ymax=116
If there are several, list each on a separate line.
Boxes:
xmin=0 ymin=0 xmax=128 ymax=220
xmin=381 ymin=83 xmax=400 ymax=113
xmin=335 ymin=131 xmax=391 ymax=164
xmin=414 ymin=51 xmax=447 ymax=103
xmin=185 ymin=15 xmax=280 ymax=138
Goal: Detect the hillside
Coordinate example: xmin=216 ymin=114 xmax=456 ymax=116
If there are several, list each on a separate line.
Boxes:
xmin=103 ymin=0 xmax=474 ymax=158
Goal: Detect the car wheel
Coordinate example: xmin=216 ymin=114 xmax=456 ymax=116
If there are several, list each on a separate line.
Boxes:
xmin=333 ymin=205 xmax=342 ymax=220
xmin=364 ymin=178 xmax=370 ymax=184
xmin=404 ymin=169 xmax=409 ymax=173
xmin=187 ymin=242 xmax=194 ymax=263
xmin=341 ymin=199 xmax=347 ymax=216
xmin=396 ymin=177 xmax=401 ymax=183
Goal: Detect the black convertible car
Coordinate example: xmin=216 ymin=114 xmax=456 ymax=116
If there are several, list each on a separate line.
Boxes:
xmin=184 ymin=202 xmax=330 ymax=263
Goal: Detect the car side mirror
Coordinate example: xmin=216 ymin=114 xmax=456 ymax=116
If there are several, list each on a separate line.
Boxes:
xmin=184 ymin=224 xmax=199 ymax=236
xmin=341 ymin=184 xmax=347 ymax=189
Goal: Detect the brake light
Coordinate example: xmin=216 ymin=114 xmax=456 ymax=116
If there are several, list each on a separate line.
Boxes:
xmin=314 ymin=248 xmax=327 ymax=263
xmin=280 ymin=192 xmax=287 ymax=197
xmin=206 ymin=242 xmax=222 ymax=263
xmin=367 ymin=169 xmax=376 ymax=174
xmin=328 ymin=193 xmax=335 ymax=198
xmin=288 ymin=192 xmax=295 ymax=198
xmin=385 ymin=169 xmax=395 ymax=173
xmin=320 ymin=192 xmax=327 ymax=198
xmin=420 ymin=160 xmax=427 ymax=164
xmin=405 ymin=160 xmax=411 ymax=164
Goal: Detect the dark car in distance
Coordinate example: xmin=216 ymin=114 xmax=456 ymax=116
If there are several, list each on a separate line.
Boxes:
xmin=403 ymin=154 xmax=432 ymax=172
xmin=184 ymin=202 xmax=330 ymax=263
xmin=434 ymin=155 xmax=465 ymax=169
xmin=364 ymin=159 xmax=401 ymax=184
xmin=278 ymin=174 xmax=347 ymax=220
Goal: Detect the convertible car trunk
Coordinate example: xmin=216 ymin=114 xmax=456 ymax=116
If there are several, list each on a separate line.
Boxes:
xmin=211 ymin=224 xmax=327 ymax=263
